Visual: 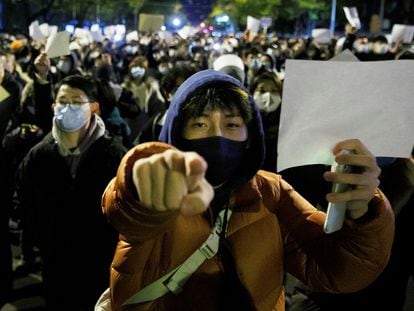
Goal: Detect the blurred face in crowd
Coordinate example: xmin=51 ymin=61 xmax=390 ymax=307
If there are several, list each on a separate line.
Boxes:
xmin=101 ymin=52 xmax=112 ymax=65
xmin=253 ymin=78 xmax=282 ymax=113
xmin=260 ymin=55 xmax=273 ymax=71
xmin=353 ymin=37 xmax=369 ymax=54
xmin=158 ymin=61 xmax=172 ymax=76
xmin=0 ymin=55 xmax=6 ymax=82
xmin=56 ymin=55 xmax=73 ymax=74
xmin=245 ymin=53 xmax=262 ymax=71
xmin=129 ymin=57 xmax=148 ymax=81
xmin=5 ymin=53 xmax=16 ymax=73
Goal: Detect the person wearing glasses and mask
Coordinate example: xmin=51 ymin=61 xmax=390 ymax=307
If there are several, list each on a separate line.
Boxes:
xmin=14 ymin=74 xmax=127 ymax=311
xmin=96 ymin=70 xmax=394 ymax=311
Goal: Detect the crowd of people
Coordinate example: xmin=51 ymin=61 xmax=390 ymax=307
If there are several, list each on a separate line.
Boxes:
xmin=0 ymin=23 xmax=413 ymax=310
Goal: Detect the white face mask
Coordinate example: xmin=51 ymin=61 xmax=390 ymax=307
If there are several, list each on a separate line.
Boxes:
xmin=353 ymin=42 xmax=369 ymax=54
xmin=168 ymin=49 xmax=177 ymax=58
xmin=57 ymin=60 xmax=71 ymax=74
xmin=373 ymin=43 xmax=389 ymax=55
xmin=130 ymin=66 xmax=146 ymax=80
xmin=248 ymin=58 xmax=262 ymax=71
xmin=158 ymin=66 xmax=170 ymax=75
xmin=54 ymin=103 xmax=90 ymax=132
xmin=254 ymin=92 xmax=281 ymax=113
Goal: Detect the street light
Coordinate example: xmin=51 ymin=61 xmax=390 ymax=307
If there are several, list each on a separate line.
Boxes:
xmin=379 ymin=0 xmax=385 ymax=31
xmin=172 ymin=18 xmax=181 ymax=28
xmin=330 ymin=0 xmax=337 ymax=34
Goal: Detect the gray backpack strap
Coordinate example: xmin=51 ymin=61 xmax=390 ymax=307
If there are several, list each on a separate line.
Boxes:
xmin=123 ymin=208 xmax=232 ymax=306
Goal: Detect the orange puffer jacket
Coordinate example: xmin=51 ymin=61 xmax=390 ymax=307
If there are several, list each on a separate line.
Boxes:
xmin=101 ymin=142 xmax=394 ymax=311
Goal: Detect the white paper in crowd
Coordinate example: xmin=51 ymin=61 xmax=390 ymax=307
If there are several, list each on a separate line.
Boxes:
xmin=385 ymin=34 xmax=393 ymax=44
xmin=277 ymin=59 xmax=414 ymax=172
xmin=139 ymin=13 xmax=164 ymax=33
xmin=91 ymin=30 xmax=104 ymax=42
xmin=104 ymin=25 xmax=117 ymax=39
xmin=247 ymin=16 xmax=260 ymax=34
xmin=39 ymin=23 xmax=50 ymax=37
xmin=29 ymin=20 xmax=45 ymax=41
xmin=116 ymin=24 xmax=126 ymax=36
xmin=126 ymin=30 xmax=139 ymax=43
xmin=177 ymin=26 xmax=196 ymax=40
xmin=157 ymin=30 xmax=173 ymax=44
xmin=45 ymin=31 xmax=70 ymax=59
xmin=312 ymin=28 xmax=332 ymax=44
xmin=49 ymin=25 xmax=58 ymax=37
xmin=343 ymin=6 xmax=361 ymax=29
xmin=0 ymin=85 xmax=10 ymax=102
xmin=260 ymin=17 xmax=272 ymax=30
xmin=74 ymin=28 xmax=92 ymax=46
xmin=390 ymin=24 xmax=414 ymax=43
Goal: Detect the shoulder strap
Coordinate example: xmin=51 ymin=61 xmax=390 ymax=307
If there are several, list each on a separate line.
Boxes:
xmin=123 ymin=208 xmax=232 ymax=306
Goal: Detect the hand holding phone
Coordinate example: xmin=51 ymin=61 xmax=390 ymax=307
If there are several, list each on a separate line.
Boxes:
xmin=323 ymin=150 xmax=354 ymax=234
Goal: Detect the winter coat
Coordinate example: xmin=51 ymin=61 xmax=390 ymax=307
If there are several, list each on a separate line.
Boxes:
xmin=102 ymin=70 xmax=394 ymax=311
xmin=0 ymin=72 xmax=21 ymax=143
xmin=15 ymin=128 xmax=127 ymax=311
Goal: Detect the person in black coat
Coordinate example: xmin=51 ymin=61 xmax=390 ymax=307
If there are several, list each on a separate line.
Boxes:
xmin=0 ymin=51 xmax=22 ymax=308
xmin=14 ymin=75 xmax=127 ymax=311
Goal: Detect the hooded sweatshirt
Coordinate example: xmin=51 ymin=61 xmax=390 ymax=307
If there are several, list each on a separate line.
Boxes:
xmin=101 ymin=70 xmax=394 ymax=311
xmin=159 ymin=69 xmax=265 ymax=191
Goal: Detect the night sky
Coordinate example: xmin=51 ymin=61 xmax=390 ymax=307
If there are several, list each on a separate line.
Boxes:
xmin=181 ymin=0 xmax=213 ymax=25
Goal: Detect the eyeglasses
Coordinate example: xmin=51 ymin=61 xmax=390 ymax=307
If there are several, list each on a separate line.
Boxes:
xmin=55 ymin=102 xmax=91 ymax=111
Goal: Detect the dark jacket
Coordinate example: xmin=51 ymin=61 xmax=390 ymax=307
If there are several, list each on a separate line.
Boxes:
xmin=0 ymin=72 xmax=21 ymax=143
xmin=16 ymin=129 xmax=126 ymax=311
xmin=0 ymin=72 xmax=21 ymax=305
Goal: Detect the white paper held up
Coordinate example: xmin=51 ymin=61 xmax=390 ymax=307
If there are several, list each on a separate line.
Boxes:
xmin=0 ymin=85 xmax=10 ymax=102
xmin=45 ymin=31 xmax=70 ymax=59
xmin=277 ymin=59 xmax=414 ymax=172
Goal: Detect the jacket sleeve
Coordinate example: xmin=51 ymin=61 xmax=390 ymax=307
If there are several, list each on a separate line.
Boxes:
xmin=101 ymin=141 xmax=180 ymax=243
xmin=277 ymin=177 xmax=395 ymax=294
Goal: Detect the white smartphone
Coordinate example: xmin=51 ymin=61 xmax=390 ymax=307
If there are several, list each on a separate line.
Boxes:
xmin=323 ymin=151 xmax=354 ymax=234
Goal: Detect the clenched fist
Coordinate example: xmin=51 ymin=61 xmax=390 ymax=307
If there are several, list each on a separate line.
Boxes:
xmin=132 ymin=149 xmax=214 ymax=216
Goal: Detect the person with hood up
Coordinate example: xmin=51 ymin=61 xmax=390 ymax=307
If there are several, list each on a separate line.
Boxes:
xmin=96 ymin=69 xmax=394 ymax=311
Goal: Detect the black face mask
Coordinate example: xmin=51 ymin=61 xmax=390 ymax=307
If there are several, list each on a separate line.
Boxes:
xmin=180 ymin=136 xmax=247 ymax=187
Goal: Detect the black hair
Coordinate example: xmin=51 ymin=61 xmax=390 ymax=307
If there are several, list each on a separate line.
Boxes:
xmin=249 ymin=71 xmax=283 ymax=95
xmin=242 ymin=46 xmax=262 ymax=58
xmin=95 ymin=79 xmax=117 ymax=118
xmin=160 ymin=65 xmax=196 ymax=96
xmin=371 ymin=35 xmax=388 ymax=44
xmin=261 ymin=53 xmax=275 ymax=68
xmin=219 ymin=66 xmax=245 ymax=83
xmin=179 ymin=81 xmax=253 ymax=127
xmin=95 ymin=63 xmax=117 ymax=83
xmin=55 ymin=74 xmax=98 ymax=102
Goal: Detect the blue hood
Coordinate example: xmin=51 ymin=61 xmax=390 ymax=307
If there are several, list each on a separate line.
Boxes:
xmin=159 ymin=69 xmax=265 ymax=187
